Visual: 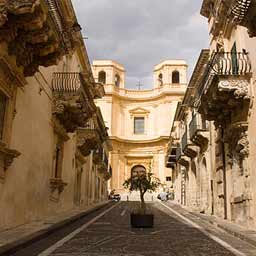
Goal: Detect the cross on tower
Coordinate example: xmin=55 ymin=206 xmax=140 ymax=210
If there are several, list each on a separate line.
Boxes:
xmin=136 ymin=81 xmax=143 ymax=90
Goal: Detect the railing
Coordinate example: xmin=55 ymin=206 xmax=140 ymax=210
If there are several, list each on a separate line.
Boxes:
xmin=84 ymin=119 xmax=95 ymax=130
xmin=196 ymin=51 xmax=251 ymax=103
xmin=210 ymin=52 xmax=251 ymax=76
xmin=52 ymin=72 xmax=82 ymax=92
xmin=231 ymin=0 xmax=251 ymax=22
xmin=189 ymin=114 xmax=208 ymax=139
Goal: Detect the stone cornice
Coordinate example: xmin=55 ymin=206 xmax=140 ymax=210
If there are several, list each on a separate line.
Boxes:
xmin=110 ymin=136 xmax=169 ymax=144
xmin=104 ymin=85 xmax=186 ymax=102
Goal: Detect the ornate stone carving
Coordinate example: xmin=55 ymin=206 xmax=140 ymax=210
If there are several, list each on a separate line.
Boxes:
xmin=52 ymin=118 xmax=69 ymax=142
xmin=50 ymin=178 xmax=67 ymax=194
xmin=0 ymin=141 xmax=21 ymax=171
xmin=236 ymin=131 xmax=249 ymax=159
xmin=226 ymin=123 xmax=250 ymax=176
xmin=7 ymin=0 xmax=39 ymax=15
xmin=103 ymin=172 xmax=111 ymax=181
xmin=97 ymin=162 xmax=108 ymax=174
xmin=0 ymin=1 xmax=79 ymax=77
xmin=77 ymin=127 xmax=100 ymax=157
xmin=218 ymin=80 xmax=250 ymax=99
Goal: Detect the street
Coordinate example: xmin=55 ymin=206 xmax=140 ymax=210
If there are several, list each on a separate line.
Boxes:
xmin=10 ymin=202 xmax=256 ymax=256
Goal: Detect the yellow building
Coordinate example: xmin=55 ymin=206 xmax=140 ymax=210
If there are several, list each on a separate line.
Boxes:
xmin=92 ymin=60 xmax=187 ymax=194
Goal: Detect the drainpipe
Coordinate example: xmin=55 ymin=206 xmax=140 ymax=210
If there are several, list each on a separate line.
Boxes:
xmin=221 ymin=127 xmax=228 ymax=220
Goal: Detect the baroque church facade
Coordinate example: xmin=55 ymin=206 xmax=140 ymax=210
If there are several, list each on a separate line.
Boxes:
xmin=92 ymin=60 xmax=187 ymax=193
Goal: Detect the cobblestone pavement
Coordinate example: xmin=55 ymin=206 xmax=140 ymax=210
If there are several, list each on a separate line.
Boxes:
xmin=39 ymin=202 xmax=256 ymax=256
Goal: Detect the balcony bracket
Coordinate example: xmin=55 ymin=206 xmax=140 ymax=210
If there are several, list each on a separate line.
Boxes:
xmin=218 ymin=79 xmax=250 ymax=100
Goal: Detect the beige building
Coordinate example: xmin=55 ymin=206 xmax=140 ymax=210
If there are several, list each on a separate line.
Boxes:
xmin=92 ymin=60 xmax=187 ymax=194
xmin=0 ymin=0 xmax=111 ymax=231
xmin=167 ymin=0 xmax=256 ymax=229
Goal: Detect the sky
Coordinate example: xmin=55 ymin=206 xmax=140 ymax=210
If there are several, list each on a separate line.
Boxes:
xmin=72 ymin=0 xmax=209 ymax=89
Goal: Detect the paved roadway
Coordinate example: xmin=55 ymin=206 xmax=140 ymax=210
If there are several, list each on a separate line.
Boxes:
xmin=9 ymin=202 xmax=256 ymax=256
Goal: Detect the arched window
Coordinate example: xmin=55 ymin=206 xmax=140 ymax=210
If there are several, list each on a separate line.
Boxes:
xmin=98 ymin=71 xmax=106 ymax=84
xmin=158 ymin=73 xmax=163 ymax=86
xmin=114 ymin=74 xmax=120 ymax=87
xmin=172 ymin=71 xmax=180 ymax=84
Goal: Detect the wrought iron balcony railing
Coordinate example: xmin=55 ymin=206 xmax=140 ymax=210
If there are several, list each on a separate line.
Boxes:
xmin=210 ymin=51 xmax=251 ymax=76
xmin=197 ymin=51 xmax=252 ymax=101
xmin=231 ymin=0 xmax=251 ymax=23
xmin=52 ymin=72 xmax=85 ymax=93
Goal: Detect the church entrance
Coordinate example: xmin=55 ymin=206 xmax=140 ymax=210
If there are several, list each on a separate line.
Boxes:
xmin=131 ymin=165 xmax=146 ymax=178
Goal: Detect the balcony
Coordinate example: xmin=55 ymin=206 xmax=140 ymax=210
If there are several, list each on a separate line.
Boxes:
xmin=165 ymin=148 xmax=177 ymax=168
xmin=198 ymin=52 xmax=252 ymax=125
xmin=201 ymin=0 xmax=256 ymax=37
xmin=98 ymin=152 xmax=109 ymax=174
xmin=52 ymin=72 xmax=96 ymax=132
xmin=176 ymin=145 xmax=190 ymax=167
xmin=0 ymin=1 xmax=82 ymax=77
xmin=77 ymin=119 xmax=100 ymax=157
xmin=181 ymin=130 xmax=198 ymax=158
xmin=189 ymin=114 xmax=209 ymax=150
xmin=230 ymin=0 xmax=256 ymax=37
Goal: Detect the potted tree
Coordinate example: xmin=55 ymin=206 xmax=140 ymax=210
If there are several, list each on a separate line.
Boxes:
xmin=123 ymin=168 xmax=160 ymax=228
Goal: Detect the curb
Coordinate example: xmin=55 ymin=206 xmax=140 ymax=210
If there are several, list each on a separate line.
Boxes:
xmin=0 ymin=201 xmax=112 ymax=256
xmin=188 ymin=211 xmax=256 ymax=248
xmin=215 ymin=222 xmax=256 ymax=248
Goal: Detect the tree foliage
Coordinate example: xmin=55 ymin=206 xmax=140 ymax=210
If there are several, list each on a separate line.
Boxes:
xmin=123 ymin=166 xmax=160 ymax=213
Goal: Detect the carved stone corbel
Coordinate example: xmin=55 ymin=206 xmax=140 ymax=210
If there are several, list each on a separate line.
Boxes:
xmin=50 ymin=178 xmax=67 ymax=194
xmin=218 ymin=80 xmax=250 ymax=99
xmin=226 ymin=123 xmax=249 ymax=176
xmin=0 ymin=141 xmax=21 ymax=171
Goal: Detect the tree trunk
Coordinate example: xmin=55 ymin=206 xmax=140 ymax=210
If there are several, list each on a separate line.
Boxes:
xmin=140 ymin=190 xmax=146 ymax=214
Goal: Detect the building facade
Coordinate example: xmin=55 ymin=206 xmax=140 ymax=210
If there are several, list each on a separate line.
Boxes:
xmin=0 ymin=0 xmax=111 ymax=231
xmin=92 ymin=60 xmax=187 ymax=194
xmin=167 ymin=0 xmax=256 ymax=229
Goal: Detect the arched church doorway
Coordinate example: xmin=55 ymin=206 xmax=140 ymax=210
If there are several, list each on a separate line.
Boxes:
xmin=131 ymin=165 xmax=146 ymax=178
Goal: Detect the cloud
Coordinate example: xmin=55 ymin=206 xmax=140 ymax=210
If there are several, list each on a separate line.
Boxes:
xmin=72 ymin=0 xmax=209 ymax=89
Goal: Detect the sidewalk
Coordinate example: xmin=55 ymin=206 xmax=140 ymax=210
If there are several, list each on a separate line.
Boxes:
xmin=0 ymin=201 xmax=111 ymax=255
xmin=166 ymin=201 xmax=256 ymax=248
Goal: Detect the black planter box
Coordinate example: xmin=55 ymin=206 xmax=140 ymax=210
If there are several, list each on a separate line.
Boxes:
xmin=130 ymin=213 xmax=154 ymax=228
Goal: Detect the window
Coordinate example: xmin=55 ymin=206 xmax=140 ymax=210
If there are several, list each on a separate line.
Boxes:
xmin=54 ymin=145 xmax=61 ymax=178
xmin=166 ymin=176 xmax=172 ymax=182
xmin=172 ymin=71 xmax=180 ymax=84
xmin=53 ymin=137 xmax=64 ymax=179
xmin=158 ymin=73 xmax=163 ymax=86
xmin=115 ymin=74 xmax=120 ymax=87
xmin=0 ymin=90 xmax=7 ymax=140
xmin=98 ymin=71 xmax=106 ymax=84
xmin=231 ymin=42 xmax=238 ymax=75
xmin=134 ymin=117 xmax=145 ymax=134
